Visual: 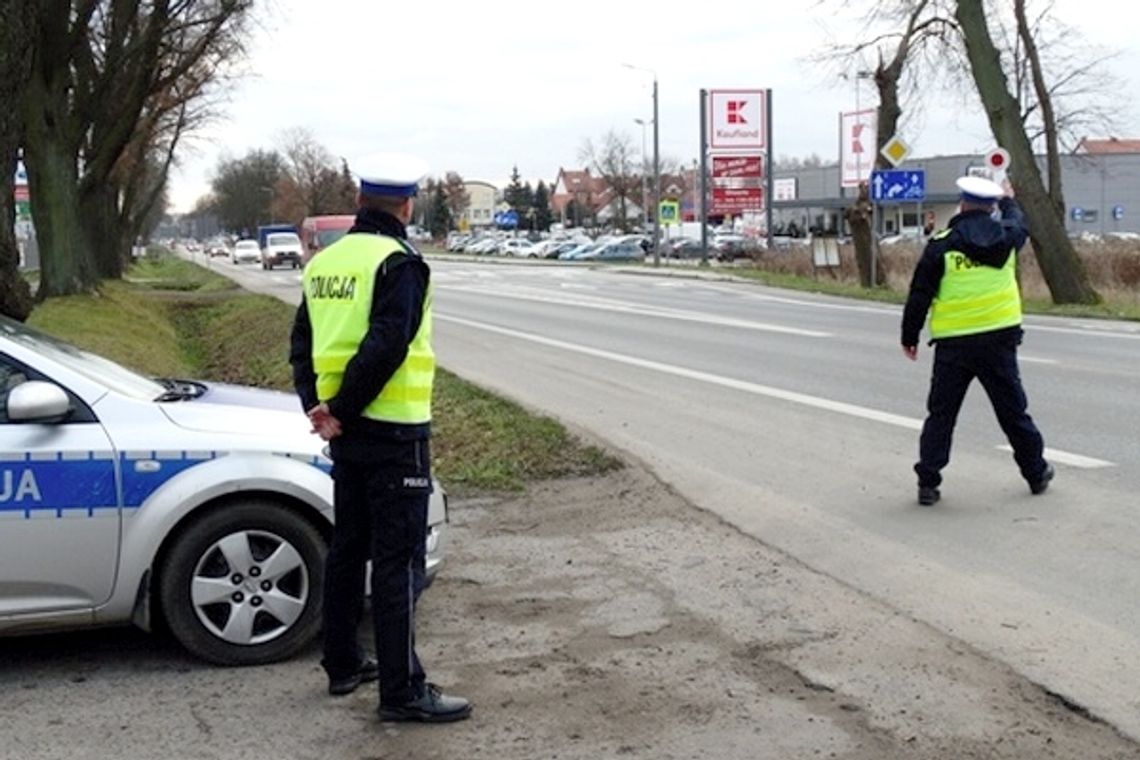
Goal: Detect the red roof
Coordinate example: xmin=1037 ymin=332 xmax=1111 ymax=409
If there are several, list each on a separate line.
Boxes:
xmin=1077 ymin=137 xmax=1140 ymax=155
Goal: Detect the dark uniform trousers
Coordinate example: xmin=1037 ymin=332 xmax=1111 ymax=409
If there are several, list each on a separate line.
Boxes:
xmin=322 ymin=440 xmax=430 ymax=706
xmin=916 ymin=336 xmax=1046 ymax=489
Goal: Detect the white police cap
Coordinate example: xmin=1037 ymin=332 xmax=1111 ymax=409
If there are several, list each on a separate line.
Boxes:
xmin=355 ymin=153 xmax=429 ymax=198
xmin=955 ymin=175 xmax=1004 ymax=204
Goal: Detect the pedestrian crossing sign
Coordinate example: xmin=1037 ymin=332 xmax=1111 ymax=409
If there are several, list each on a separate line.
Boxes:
xmin=658 ymin=200 xmax=680 ymax=225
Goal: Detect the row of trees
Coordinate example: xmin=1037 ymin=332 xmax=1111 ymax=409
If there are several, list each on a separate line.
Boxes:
xmin=1 ymin=0 xmax=255 ymax=318
xmin=191 ymin=129 xmax=357 ymax=237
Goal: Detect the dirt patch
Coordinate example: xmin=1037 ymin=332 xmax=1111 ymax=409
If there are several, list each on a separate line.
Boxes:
xmin=351 ymin=463 xmax=1137 ymax=759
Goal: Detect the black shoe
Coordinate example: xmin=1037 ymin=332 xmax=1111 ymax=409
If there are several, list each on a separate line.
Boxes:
xmin=379 ymin=683 xmax=472 ymax=723
xmin=1030 ymin=463 xmax=1055 ymax=495
xmin=328 ymin=658 xmax=379 ymax=696
xmin=917 ymin=486 xmax=940 ymax=506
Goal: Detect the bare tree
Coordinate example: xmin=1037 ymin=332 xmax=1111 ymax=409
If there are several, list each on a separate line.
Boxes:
xmin=956 ymin=0 xmax=1098 ymax=304
xmin=580 ymin=131 xmax=642 ymax=231
xmin=271 ymin=128 xmax=353 ymax=224
xmin=817 ymin=0 xmax=957 ymax=286
xmin=442 ymin=172 xmax=470 ymax=221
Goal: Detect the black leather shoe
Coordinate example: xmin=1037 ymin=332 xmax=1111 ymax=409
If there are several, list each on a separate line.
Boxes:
xmin=379 ymin=683 xmax=472 ymax=723
xmin=328 ymin=658 xmax=379 ymax=696
xmin=1030 ymin=463 xmax=1055 ymax=495
xmin=917 ymin=486 xmax=940 ymax=506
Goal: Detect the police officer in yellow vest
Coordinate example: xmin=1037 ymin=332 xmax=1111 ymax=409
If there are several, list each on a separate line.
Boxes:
xmin=901 ymin=175 xmax=1054 ymax=506
xmin=289 ymin=153 xmax=471 ymax=723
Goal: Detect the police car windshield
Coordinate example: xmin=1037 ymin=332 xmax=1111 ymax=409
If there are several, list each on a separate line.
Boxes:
xmin=0 ymin=317 xmax=165 ymax=400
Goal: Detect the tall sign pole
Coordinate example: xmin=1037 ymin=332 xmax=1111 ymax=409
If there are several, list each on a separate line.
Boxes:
xmin=699 ymin=89 xmax=709 ymax=263
xmin=766 ymin=88 xmax=774 ymax=252
xmin=652 ymin=77 xmax=661 ymax=268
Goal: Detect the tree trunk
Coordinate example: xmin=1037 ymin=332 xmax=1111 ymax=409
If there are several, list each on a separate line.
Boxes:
xmin=0 ymin=0 xmax=35 ymax=320
xmin=24 ymin=136 xmax=100 ymax=298
xmin=82 ymin=182 xmax=127 ymax=279
xmin=22 ymin=2 xmax=101 ymax=298
xmin=846 ymin=183 xmax=875 ymax=286
xmin=956 ymin=0 xmax=1099 ymax=305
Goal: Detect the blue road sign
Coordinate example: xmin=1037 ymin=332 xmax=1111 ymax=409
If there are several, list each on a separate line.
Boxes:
xmin=493 ymin=210 xmax=520 ymax=228
xmin=870 ymin=169 xmax=925 ymax=202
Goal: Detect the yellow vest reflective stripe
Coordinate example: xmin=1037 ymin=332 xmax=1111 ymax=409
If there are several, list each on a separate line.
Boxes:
xmin=303 ymin=233 xmax=434 ymax=424
xmin=929 ymin=248 xmax=1022 ymax=339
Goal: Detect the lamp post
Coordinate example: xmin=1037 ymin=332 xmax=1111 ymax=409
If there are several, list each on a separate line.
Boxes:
xmin=624 ymin=63 xmax=660 ymax=266
xmin=634 ymin=118 xmax=650 ymax=228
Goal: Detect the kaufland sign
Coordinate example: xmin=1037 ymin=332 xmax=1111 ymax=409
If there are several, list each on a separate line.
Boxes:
xmin=709 ymin=90 xmax=767 ymax=150
xmin=841 ymin=109 xmax=878 ymax=188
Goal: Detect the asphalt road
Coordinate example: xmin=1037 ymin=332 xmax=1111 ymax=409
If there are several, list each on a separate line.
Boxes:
xmin=210 ymin=251 xmax=1140 ymax=741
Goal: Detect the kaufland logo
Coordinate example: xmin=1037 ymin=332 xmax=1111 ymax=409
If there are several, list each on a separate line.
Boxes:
xmin=710 ymin=89 xmax=766 ymax=148
xmin=726 ymin=100 xmax=748 ymax=124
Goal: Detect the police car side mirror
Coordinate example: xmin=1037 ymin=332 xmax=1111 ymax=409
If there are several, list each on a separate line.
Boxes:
xmin=7 ymin=380 xmax=73 ymax=423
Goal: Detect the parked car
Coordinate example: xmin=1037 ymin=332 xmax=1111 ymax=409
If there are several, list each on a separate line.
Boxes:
xmin=500 ymin=239 xmax=539 ymax=257
xmin=231 ymin=239 xmax=260 ymax=264
xmin=578 ymin=241 xmax=645 ymax=262
xmin=0 ymin=317 xmax=448 ymax=666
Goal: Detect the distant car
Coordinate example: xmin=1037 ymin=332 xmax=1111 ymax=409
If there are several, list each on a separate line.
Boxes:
xmin=205 ymin=240 xmax=230 ymax=258
xmin=231 ymin=239 xmax=260 ymax=264
xmin=261 ymin=232 xmax=303 ymax=270
xmin=0 ymin=316 xmax=449 ymax=666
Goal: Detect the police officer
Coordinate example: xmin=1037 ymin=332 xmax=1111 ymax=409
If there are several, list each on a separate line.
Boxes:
xmin=901 ymin=175 xmax=1054 ymax=506
xmin=289 ymin=153 xmax=471 ymax=723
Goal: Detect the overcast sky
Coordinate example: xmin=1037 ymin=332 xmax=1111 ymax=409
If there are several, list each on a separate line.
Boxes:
xmin=167 ymin=0 xmax=1139 ymax=212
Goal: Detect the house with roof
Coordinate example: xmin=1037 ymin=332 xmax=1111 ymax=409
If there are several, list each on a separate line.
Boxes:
xmin=550 ymin=166 xmax=702 ymax=230
xmin=1076 ymin=137 xmax=1140 ymax=155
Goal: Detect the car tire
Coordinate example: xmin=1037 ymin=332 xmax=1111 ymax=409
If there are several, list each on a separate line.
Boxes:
xmin=159 ymin=501 xmax=327 ymax=666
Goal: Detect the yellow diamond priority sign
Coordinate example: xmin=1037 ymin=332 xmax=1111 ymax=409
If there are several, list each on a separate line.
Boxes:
xmin=880 ymin=135 xmax=911 ymax=167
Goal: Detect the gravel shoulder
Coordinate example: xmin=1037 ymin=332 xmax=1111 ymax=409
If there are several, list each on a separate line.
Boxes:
xmin=2 ymin=458 xmax=1136 ymax=759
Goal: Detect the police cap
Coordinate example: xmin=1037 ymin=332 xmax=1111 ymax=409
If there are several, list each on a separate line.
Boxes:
xmin=955 ymin=175 xmax=1004 ymax=205
xmin=355 ymin=153 xmax=429 ymax=198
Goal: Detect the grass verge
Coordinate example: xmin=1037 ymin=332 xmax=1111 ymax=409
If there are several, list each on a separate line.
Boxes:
xmin=26 ymin=253 xmax=621 ymax=495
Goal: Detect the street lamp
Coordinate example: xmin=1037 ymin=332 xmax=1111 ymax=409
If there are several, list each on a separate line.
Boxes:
xmin=633 ymin=118 xmax=651 ymax=227
xmin=624 ymin=63 xmax=660 ymax=267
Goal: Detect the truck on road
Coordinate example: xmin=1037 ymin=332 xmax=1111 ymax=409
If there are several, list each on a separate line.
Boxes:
xmin=257 ymin=224 xmax=303 ymax=270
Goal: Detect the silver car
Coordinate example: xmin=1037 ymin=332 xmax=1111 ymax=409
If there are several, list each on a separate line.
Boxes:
xmin=0 ymin=317 xmax=447 ymax=665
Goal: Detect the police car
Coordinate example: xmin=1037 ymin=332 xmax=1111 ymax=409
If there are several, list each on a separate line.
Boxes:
xmin=0 ymin=317 xmax=447 ymax=666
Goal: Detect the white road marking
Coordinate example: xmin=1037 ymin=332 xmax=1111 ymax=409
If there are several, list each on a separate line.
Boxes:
xmin=439 ymin=285 xmax=831 ymax=337
xmin=996 ymin=446 xmax=1113 ymax=469
xmin=438 ymin=314 xmax=1115 ymax=470
xmin=1020 ymin=356 xmax=1058 ymax=365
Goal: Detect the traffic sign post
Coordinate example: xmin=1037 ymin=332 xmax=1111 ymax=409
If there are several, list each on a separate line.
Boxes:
xmin=870 ymin=169 xmax=926 ymax=202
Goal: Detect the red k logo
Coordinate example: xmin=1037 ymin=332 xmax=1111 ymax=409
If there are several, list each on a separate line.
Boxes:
xmin=726 ymin=100 xmax=748 ymax=124
xmin=851 ymin=123 xmax=866 ymax=154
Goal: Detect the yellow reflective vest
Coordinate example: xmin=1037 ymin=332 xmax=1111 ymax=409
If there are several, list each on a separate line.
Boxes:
xmin=302 ymin=233 xmax=434 ymax=424
xmin=929 ymin=237 xmax=1022 ymax=339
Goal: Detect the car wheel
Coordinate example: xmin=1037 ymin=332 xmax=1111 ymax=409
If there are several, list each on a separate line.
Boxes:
xmin=159 ymin=501 xmax=326 ymax=666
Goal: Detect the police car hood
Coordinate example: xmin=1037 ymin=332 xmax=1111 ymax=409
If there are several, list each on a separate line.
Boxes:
xmin=159 ymin=382 xmax=310 ymax=438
